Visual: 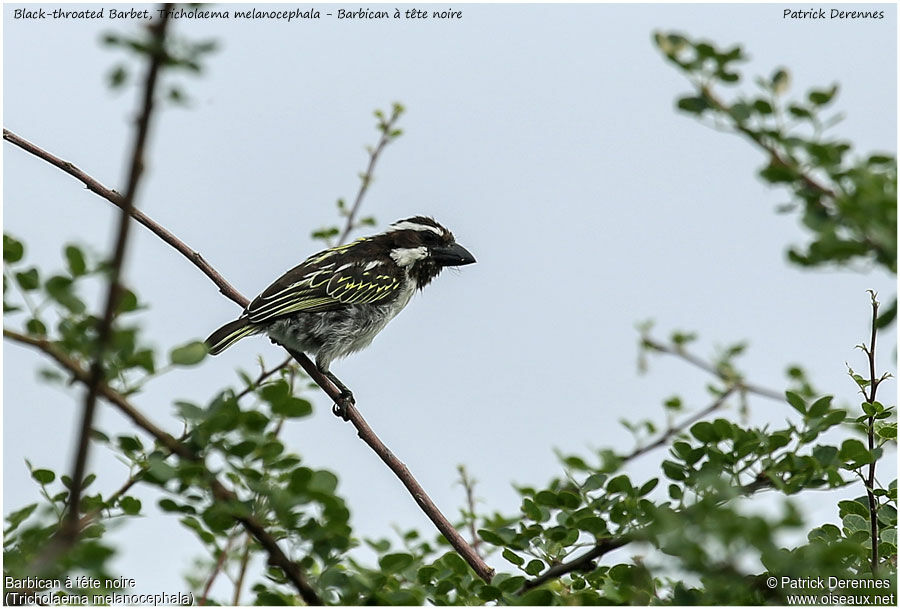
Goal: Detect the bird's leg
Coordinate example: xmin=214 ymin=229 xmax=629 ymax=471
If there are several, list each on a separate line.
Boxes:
xmin=323 ymin=370 xmax=355 ymax=420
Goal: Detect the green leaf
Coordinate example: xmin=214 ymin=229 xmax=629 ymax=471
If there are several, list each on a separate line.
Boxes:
xmin=169 ymin=341 xmax=207 ymax=366
xmin=15 ymin=268 xmax=39 ymax=291
xmin=31 ymin=469 xmax=55 ymax=484
xmin=771 ymin=68 xmax=790 ymax=94
xmin=5 ymin=503 xmax=38 ymax=531
xmin=576 ymin=516 xmax=608 ymax=535
xmin=662 ymin=460 xmax=685 ymax=481
xmin=117 ymin=435 xmax=143 ymax=452
xmin=379 ymin=552 xmax=414 ymax=573
xmin=4 ymin=234 xmax=24 ymax=263
xmin=119 ymin=496 xmax=141 ymax=515
xmin=308 ymin=470 xmax=338 ymax=494
xmin=690 ymin=421 xmax=718 ymax=443
xmin=785 ymin=391 xmax=807 ymax=415
xmin=272 ymin=397 xmax=312 ymax=418
xmin=808 ymin=85 xmax=838 ymax=106
xmin=116 ymin=289 xmax=140 ymax=314
xmin=876 ymin=422 xmax=896 ymax=439
xmin=606 ymin=475 xmax=632 ymax=494
xmin=838 ymin=500 xmax=869 ymax=518
xmin=807 ymin=396 xmax=832 ymax=417
xmin=842 ymin=513 xmax=868 ymax=533
xmin=534 ymin=490 xmax=559 ymax=507
xmin=638 ymin=478 xmax=659 ymax=496
xmin=524 ymin=559 xmax=544 ymax=576
xmin=676 ymin=95 xmax=709 ymax=114
xmin=64 ymin=245 xmax=87 ymax=277
xmin=518 ymin=588 xmax=553 ymax=605
xmin=26 ymin=318 xmax=47 ymax=336
xmin=502 ymin=548 xmax=524 ymax=566
xmin=839 ymin=439 xmax=873 ymax=466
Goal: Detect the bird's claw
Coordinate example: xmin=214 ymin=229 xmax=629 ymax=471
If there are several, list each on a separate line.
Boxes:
xmin=331 ymin=390 xmax=355 ymax=421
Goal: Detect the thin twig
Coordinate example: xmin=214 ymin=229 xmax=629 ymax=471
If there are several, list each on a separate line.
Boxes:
xmin=641 ymin=336 xmax=784 ymax=401
xmin=520 ymin=536 xmax=632 ymax=592
xmin=4 ymin=329 xmax=323 ymax=605
xmin=233 ymin=535 xmax=252 ymax=606
xmin=336 ymin=104 xmax=404 ymax=245
xmin=700 ymin=86 xmax=838 ymax=200
xmin=199 ymin=531 xmax=240 ymax=605
xmin=863 ymin=291 xmax=880 ymax=572
xmin=77 ymin=468 xmax=143 ymax=530
xmin=234 ymin=355 xmax=294 ymax=401
xmin=622 ymin=386 xmax=737 ymax=463
xmin=65 ymin=8 xmax=171 ymax=549
xmin=457 ymin=465 xmax=483 ymax=557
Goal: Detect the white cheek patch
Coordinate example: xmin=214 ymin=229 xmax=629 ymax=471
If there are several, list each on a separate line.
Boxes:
xmin=390 ymin=246 xmax=429 ymax=267
xmin=388 ymin=221 xmax=444 ymax=236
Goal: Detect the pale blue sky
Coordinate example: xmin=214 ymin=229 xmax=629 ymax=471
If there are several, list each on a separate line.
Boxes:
xmin=4 ymin=2 xmax=897 ymax=599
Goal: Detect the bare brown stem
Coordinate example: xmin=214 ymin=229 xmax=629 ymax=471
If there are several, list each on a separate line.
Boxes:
xmin=2 ymin=129 xmax=247 ymax=309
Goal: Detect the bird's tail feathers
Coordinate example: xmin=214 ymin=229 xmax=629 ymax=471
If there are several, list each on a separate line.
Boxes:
xmin=206 ymin=318 xmax=258 ymax=355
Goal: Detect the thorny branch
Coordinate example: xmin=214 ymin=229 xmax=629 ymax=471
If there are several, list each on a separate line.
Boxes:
xmin=641 ymin=335 xmax=784 ymax=402
xmin=4 ymin=329 xmax=323 ymax=605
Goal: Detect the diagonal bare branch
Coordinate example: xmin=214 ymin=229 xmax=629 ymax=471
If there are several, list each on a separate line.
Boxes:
xmin=2 ymin=128 xmax=247 ymax=309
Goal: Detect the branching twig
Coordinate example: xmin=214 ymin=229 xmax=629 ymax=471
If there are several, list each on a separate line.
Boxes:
xmin=234 ymin=355 xmax=294 ymax=401
xmin=64 ymin=5 xmax=172 ymax=547
xmin=336 ymin=103 xmax=404 ymax=245
xmin=520 ymin=536 xmax=632 ymax=593
xmin=622 ymin=386 xmax=737 ymax=463
xmin=641 ymin=336 xmax=783 ymax=401
xmin=4 ymin=329 xmax=323 ymax=605
xmin=199 ymin=530 xmax=240 ymax=605
xmin=699 ymin=86 xmax=839 ymax=201
xmin=457 ymin=465 xmax=483 ymax=557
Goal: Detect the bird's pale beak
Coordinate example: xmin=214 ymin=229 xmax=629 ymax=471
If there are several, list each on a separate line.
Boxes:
xmin=431 ymin=242 xmax=476 ymax=266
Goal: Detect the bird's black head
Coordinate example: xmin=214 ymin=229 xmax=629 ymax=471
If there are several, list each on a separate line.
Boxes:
xmin=372 ymin=216 xmax=476 ymax=288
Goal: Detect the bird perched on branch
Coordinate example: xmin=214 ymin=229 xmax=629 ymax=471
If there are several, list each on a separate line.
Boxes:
xmin=206 ymin=216 xmax=476 ymax=417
